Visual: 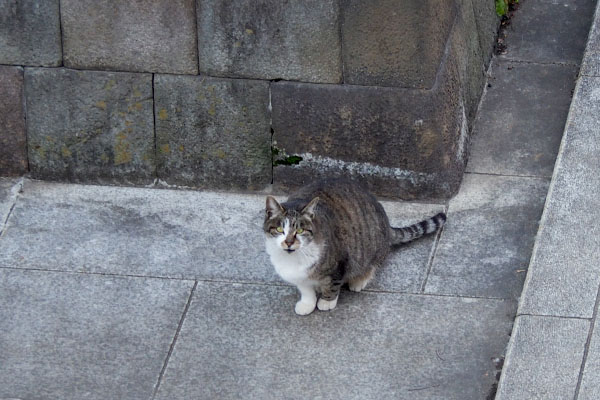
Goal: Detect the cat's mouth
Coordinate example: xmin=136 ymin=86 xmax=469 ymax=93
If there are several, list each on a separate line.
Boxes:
xmin=284 ymin=249 xmax=296 ymax=253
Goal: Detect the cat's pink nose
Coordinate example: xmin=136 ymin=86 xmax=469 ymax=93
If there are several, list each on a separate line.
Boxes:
xmin=285 ymin=239 xmax=295 ymax=247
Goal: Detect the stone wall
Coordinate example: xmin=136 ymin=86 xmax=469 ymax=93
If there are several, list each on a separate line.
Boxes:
xmin=0 ymin=0 xmax=499 ymax=200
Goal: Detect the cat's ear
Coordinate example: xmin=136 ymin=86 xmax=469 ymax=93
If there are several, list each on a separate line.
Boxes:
xmin=301 ymin=197 xmax=319 ymax=219
xmin=265 ymin=196 xmax=283 ymax=219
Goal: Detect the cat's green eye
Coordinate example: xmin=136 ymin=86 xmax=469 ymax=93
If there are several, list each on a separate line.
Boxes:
xmin=276 ymin=226 xmax=284 ymax=233
xmin=296 ymin=228 xmax=304 ymax=234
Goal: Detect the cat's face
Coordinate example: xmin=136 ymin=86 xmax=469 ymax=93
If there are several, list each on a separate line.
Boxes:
xmin=263 ymin=196 xmax=319 ymax=253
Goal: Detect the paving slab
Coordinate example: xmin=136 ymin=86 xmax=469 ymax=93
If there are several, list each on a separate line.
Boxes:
xmin=0 ymin=178 xmax=21 ymax=231
xmin=0 ymin=180 xmax=275 ymax=281
xmin=155 ymin=281 xmax=515 ymax=400
xmin=425 ymin=173 xmax=548 ymax=299
xmin=0 ymin=268 xmax=194 ymax=400
xmin=0 ymin=180 xmax=439 ymax=292
xmin=519 ymin=76 xmax=600 ymax=318
xmin=373 ymin=201 xmax=445 ymax=293
xmin=466 ymin=60 xmax=577 ymax=177
xmin=500 ymin=0 xmax=596 ymax=64
xmin=495 ymin=315 xmax=589 ymax=400
xmin=578 ymin=312 xmax=600 ymax=400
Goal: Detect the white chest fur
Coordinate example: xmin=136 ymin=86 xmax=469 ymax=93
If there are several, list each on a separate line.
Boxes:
xmin=265 ymin=237 xmax=322 ymax=286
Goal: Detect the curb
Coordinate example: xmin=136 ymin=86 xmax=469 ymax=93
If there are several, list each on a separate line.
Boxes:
xmin=495 ymin=1 xmax=600 ymax=398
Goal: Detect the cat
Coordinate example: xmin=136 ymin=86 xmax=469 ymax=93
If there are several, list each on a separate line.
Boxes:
xmin=263 ymin=178 xmax=446 ymax=315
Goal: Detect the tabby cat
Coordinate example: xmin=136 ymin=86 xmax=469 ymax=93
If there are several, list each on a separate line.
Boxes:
xmin=264 ymin=179 xmax=446 ymax=315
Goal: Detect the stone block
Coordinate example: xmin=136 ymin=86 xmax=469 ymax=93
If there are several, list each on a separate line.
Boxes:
xmin=61 ymin=0 xmax=198 ymax=74
xmin=496 ymin=316 xmax=589 ymax=400
xmin=270 ymin=0 xmax=493 ymax=200
xmin=0 ymin=268 xmax=194 ymax=400
xmin=271 ymin=54 xmax=467 ymax=200
xmin=197 ymin=0 xmax=341 ymax=83
xmin=154 ymin=75 xmax=271 ymax=190
xmin=518 ymin=76 xmax=600 ymax=318
xmin=424 ymin=174 xmax=549 ymax=299
xmin=0 ymin=66 xmax=27 ymax=176
xmin=341 ymin=0 xmax=456 ymax=88
xmin=452 ymin=0 xmax=487 ymax=123
xmin=0 ymin=0 xmax=62 ymax=66
xmin=467 ymin=60 xmax=578 ymax=177
xmin=156 ymin=281 xmax=515 ymax=400
xmin=500 ymin=0 xmax=596 ymax=64
xmin=469 ymin=0 xmax=500 ymax=68
xmin=25 ymin=68 xmax=154 ymax=185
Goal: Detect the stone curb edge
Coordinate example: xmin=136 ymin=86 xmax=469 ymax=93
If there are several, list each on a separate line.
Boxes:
xmin=495 ymin=0 xmax=600 ymax=398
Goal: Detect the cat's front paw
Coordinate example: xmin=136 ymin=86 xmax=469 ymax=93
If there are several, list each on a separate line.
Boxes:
xmin=295 ymin=300 xmax=316 ymax=315
xmin=317 ymin=297 xmax=338 ymax=311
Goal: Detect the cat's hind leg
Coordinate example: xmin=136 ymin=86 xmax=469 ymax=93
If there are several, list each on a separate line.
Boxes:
xmin=348 ymin=268 xmax=375 ymax=292
xmin=317 ymin=277 xmax=343 ymax=311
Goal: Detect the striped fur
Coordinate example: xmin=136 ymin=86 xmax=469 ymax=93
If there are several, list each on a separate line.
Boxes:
xmin=391 ymin=212 xmax=447 ymax=245
xmin=264 ymin=178 xmax=446 ymax=315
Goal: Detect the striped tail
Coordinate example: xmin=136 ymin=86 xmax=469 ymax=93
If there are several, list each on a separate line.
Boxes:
xmin=390 ymin=212 xmax=446 ymax=246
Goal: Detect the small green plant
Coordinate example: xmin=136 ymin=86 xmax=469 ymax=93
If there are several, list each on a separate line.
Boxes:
xmin=272 ymin=145 xmax=303 ymax=166
xmin=495 ymin=0 xmax=518 ymax=16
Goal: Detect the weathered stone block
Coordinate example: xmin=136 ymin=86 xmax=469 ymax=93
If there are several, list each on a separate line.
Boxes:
xmin=25 ymin=68 xmax=154 ymax=184
xmin=270 ymin=0 xmax=492 ymax=200
xmin=271 ymin=52 xmax=467 ymax=200
xmin=61 ymin=0 xmax=198 ymax=74
xmin=154 ymin=75 xmax=271 ymax=190
xmin=453 ymin=0 xmax=487 ymax=123
xmin=470 ymin=0 xmax=500 ymax=68
xmin=197 ymin=0 xmax=341 ymax=83
xmin=0 ymin=66 xmax=27 ymax=176
xmin=341 ymin=0 xmax=456 ymax=88
xmin=0 ymin=0 xmax=62 ymax=66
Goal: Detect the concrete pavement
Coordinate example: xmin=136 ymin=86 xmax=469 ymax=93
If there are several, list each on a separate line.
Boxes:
xmin=496 ymin=0 xmax=600 ymax=398
xmin=1 ymin=0 xmax=598 ymax=398
xmin=0 ymin=177 xmax=518 ymax=399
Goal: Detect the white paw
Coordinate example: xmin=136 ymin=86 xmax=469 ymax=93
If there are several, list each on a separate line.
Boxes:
xmin=295 ymin=300 xmax=316 ymax=315
xmin=317 ymin=297 xmax=338 ymax=311
xmin=349 ymin=280 xmax=368 ymax=292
